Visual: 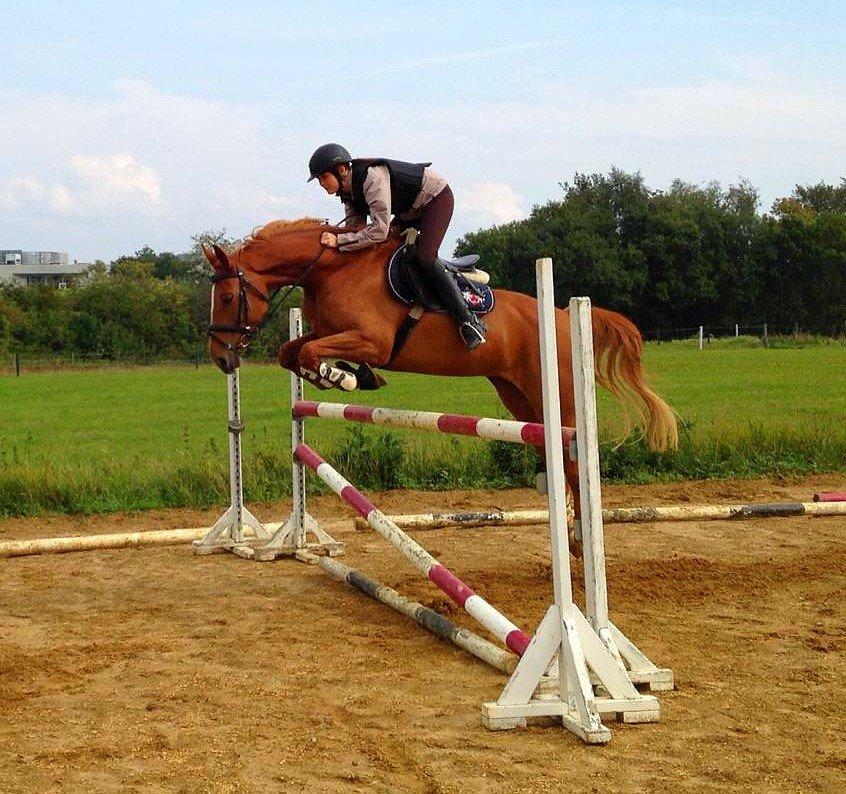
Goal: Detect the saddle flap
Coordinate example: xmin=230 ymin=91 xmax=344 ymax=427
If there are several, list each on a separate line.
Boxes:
xmin=387 ymin=245 xmax=494 ymax=316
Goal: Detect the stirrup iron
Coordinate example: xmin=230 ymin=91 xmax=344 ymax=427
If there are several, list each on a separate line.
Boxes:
xmin=460 ymin=320 xmax=487 ymax=349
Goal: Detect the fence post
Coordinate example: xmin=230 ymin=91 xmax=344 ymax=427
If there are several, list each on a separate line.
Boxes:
xmin=762 ymin=323 xmax=769 ymax=348
xmin=15 ymin=353 xmax=20 ymax=377
xmin=735 ymin=323 xmax=739 ymax=337
xmin=698 ymin=326 xmax=704 ymax=350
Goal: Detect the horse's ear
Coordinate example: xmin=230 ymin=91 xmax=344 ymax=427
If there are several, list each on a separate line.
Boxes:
xmin=212 ymin=244 xmax=232 ymax=271
xmin=201 ymin=244 xmax=219 ymax=269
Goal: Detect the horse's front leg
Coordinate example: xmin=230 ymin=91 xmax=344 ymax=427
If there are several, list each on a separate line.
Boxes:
xmin=277 ymin=333 xmax=317 ymax=370
xmin=298 ymin=330 xmax=391 ymax=391
xmin=276 ymin=333 xmax=336 ymax=390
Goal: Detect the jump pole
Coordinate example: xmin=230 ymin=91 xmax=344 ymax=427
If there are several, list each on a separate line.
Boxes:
xmin=814 ymin=492 xmax=846 ymax=503
xmin=0 ymin=523 xmax=273 ymax=559
xmin=292 ymin=401 xmax=575 ymax=451
xmin=355 ymin=499 xmax=846 ymax=531
xmin=294 ymin=442 xmax=533 ymax=657
xmin=310 ymin=553 xmax=516 ymax=675
xmin=8 ymin=495 xmax=837 ymax=561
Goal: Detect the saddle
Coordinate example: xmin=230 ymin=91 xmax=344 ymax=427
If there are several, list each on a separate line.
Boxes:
xmin=316 ymin=237 xmax=495 ymax=393
xmin=387 ymin=244 xmax=495 ymax=315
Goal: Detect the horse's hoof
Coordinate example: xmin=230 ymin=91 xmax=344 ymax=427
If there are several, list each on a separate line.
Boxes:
xmin=568 ymin=528 xmax=584 ymax=559
xmin=334 ymin=361 xmax=386 ymax=390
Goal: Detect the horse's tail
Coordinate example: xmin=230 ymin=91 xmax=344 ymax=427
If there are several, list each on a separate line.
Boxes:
xmin=587 ymin=307 xmax=679 ymax=452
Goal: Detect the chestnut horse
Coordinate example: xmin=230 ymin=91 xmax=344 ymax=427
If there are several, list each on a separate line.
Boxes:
xmin=206 ymin=218 xmax=678 ymax=526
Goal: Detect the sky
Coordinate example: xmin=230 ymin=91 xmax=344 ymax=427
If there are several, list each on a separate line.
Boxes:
xmin=1 ymin=1 xmax=844 ymax=262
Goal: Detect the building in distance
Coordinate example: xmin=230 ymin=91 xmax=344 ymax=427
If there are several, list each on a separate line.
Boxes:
xmin=0 ymin=250 xmax=93 ymax=288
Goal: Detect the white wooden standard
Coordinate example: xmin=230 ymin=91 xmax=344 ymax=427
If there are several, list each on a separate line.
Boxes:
xmin=570 ymin=296 xmax=610 ymax=633
xmin=481 ymin=258 xmax=662 ymax=743
xmin=252 ymin=308 xmax=344 ymax=561
xmin=570 ymin=296 xmax=673 ymax=691
xmin=193 ymin=369 xmax=273 ymax=557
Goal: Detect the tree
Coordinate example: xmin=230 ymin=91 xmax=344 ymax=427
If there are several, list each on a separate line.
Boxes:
xmin=456 ymin=170 xmax=846 ymax=334
xmin=791 ymin=179 xmax=846 ymax=214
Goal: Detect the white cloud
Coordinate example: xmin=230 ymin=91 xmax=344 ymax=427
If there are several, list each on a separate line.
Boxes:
xmin=459 ymin=182 xmax=527 ymax=224
xmin=0 ymin=154 xmax=162 ymax=220
xmin=0 ymin=175 xmax=75 ymax=214
xmin=69 ymin=153 xmax=162 ymax=207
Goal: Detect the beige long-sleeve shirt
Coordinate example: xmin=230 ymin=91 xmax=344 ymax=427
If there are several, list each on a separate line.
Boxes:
xmin=336 ymin=165 xmax=447 ymax=251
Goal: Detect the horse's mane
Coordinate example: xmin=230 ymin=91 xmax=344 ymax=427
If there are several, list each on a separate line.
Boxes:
xmin=249 ymin=217 xmax=328 ymax=240
xmin=234 ymin=216 xmax=402 ymax=263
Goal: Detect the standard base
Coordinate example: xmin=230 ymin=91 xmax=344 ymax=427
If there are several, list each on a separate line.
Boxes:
xmin=192 ymin=505 xmax=275 ymax=557
xmin=482 ymin=692 xmax=660 ymax=741
xmin=192 ymin=508 xmax=344 ymax=561
xmin=251 ymin=511 xmax=345 ymax=561
xmin=481 ymin=604 xmax=663 ymax=744
xmin=193 ymin=535 xmax=279 ymax=559
xmin=609 ymin=622 xmax=675 ymax=691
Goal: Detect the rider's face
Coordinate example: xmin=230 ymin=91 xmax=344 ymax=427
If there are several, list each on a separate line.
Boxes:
xmin=318 ymin=171 xmax=340 ymax=195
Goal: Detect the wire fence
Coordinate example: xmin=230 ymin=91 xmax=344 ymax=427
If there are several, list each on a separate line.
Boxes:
xmin=641 ymin=322 xmax=834 ymax=348
xmin=0 ymin=349 xmax=280 ymax=376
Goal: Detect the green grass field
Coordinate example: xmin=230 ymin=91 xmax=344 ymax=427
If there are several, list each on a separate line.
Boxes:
xmin=1 ymin=343 xmax=844 ymax=516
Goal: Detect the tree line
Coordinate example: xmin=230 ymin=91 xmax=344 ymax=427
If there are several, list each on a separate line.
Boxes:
xmin=0 ymin=231 xmax=292 ymax=360
xmin=1 ymin=172 xmax=844 ymax=360
xmin=456 ymin=172 xmax=846 ymax=335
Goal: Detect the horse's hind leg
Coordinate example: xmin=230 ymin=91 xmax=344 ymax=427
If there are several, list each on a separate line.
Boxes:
xmin=488 ymin=376 xmax=540 ymax=424
xmin=489 ymin=376 xmax=582 ymax=555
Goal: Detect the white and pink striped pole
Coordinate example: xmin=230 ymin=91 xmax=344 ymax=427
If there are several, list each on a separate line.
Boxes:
xmin=294 ymin=442 xmax=532 ymax=657
xmin=293 ymin=400 xmax=576 ymax=451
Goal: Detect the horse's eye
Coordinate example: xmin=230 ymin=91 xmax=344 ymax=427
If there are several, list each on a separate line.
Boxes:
xmin=221 ymin=293 xmax=235 ymax=305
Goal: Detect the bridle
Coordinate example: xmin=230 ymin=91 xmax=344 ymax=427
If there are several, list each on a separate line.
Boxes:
xmin=208 ymin=268 xmax=271 ymax=353
xmin=207 ymin=244 xmax=329 ymax=354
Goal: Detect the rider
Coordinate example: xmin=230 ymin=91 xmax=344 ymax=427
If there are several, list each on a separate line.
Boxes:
xmin=308 ymin=143 xmax=487 ymax=349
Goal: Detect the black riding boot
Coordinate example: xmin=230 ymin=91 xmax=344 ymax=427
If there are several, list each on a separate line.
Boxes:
xmin=426 ymin=263 xmax=487 ymax=349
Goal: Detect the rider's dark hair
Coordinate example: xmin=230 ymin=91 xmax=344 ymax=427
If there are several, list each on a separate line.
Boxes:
xmin=330 ymin=163 xmax=349 ymax=192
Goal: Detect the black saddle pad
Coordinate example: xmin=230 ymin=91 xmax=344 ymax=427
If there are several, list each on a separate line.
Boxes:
xmin=387 ymin=245 xmax=494 ymax=315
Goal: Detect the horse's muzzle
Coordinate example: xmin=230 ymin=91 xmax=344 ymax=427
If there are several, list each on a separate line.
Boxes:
xmin=214 ymin=350 xmax=240 ymax=373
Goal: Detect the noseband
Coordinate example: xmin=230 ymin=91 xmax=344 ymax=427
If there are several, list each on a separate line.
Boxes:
xmin=208 ymin=268 xmax=270 ymax=353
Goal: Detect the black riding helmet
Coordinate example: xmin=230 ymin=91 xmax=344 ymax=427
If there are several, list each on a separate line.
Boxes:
xmin=308 ymin=143 xmax=352 ymax=181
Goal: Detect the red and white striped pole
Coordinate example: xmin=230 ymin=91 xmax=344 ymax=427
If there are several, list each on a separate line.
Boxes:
xmin=293 ymin=400 xmax=576 ymax=451
xmin=294 ymin=442 xmax=532 ymax=657
xmin=814 ymin=492 xmax=846 ymax=503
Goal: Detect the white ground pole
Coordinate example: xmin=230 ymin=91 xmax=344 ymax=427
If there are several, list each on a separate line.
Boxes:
xmin=569 ymin=296 xmax=673 ymax=691
xmin=481 ymin=258 xmax=661 ymax=744
xmin=193 ymin=369 xmax=273 ymax=557
xmin=251 ymin=308 xmax=344 ymax=561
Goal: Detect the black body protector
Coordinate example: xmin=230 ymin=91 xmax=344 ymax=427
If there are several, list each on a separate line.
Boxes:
xmin=344 ymin=158 xmax=431 ymax=219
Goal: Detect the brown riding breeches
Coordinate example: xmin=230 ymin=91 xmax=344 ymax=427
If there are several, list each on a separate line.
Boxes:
xmin=415 ymin=185 xmax=454 ymax=271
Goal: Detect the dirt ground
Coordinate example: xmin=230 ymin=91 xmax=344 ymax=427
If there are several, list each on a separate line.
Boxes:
xmin=1 ymin=474 xmax=844 ymax=793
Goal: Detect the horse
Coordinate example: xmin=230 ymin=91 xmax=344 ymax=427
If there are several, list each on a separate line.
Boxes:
xmin=205 ymin=217 xmax=678 ymax=534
